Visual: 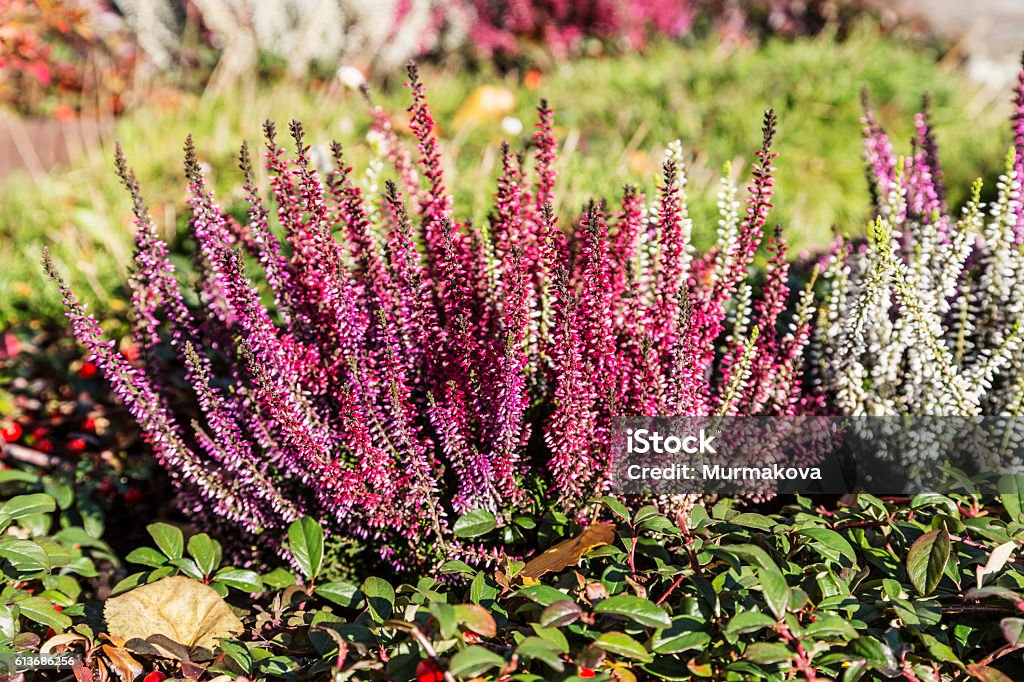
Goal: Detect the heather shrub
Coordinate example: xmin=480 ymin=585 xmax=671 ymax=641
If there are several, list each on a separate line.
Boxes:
xmin=815 ymin=66 xmax=1024 ymax=419
xmin=46 ymin=63 xmax=812 ymax=568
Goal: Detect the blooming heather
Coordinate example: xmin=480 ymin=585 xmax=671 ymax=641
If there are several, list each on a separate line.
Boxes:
xmin=49 ymin=63 xmax=811 ymax=566
xmin=817 ymin=67 xmax=1024 ymax=423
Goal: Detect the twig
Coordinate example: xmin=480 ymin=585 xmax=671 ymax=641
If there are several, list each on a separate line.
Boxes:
xmin=0 ymin=442 xmax=61 ymax=468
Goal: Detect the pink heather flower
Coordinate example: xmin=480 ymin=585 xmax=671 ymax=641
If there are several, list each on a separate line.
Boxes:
xmin=51 ymin=75 xmax=813 ymax=566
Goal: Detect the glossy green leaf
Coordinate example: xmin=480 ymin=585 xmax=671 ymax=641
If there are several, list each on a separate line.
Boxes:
xmin=593 ymin=593 xmax=671 ymax=628
xmin=215 ymin=569 xmax=263 ymax=593
xmin=287 ymin=516 xmax=324 ymax=581
xmin=1 ymin=493 xmax=55 ymax=520
xmin=448 ymin=645 xmax=505 ymax=676
xmin=147 ymin=522 xmax=184 ymax=560
xmin=906 ymin=528 xmax=950 ymax=596
xmin=315 ymin=580 xmax=362 ymax=608
xmin=361 ymin=576 xmax=395 ymax=623
xmin=453 ymin=509 xmax=497 ymax=538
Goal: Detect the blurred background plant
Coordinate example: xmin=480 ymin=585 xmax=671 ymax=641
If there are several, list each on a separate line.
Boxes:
xmin=0 ymin=0 xmax=137 ymax=118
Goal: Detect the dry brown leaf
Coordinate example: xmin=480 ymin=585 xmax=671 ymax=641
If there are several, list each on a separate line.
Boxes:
xmin=99 ymin=645 xmax=143 ymax=682
xmin=521 ymin=523 xmax=616 ymax=581
xmin=103 ymin=576 xmax=243 ymax=659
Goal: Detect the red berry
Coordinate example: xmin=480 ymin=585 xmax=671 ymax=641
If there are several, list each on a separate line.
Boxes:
xmin=462 ymin=631 xmax=481 ymax=644
xmin=82 ymin=417 xmax=97 ymax=432
xmin=32 ymin=427 xmax=47 ymax=439
xmin=36 ymin=438 xmax=53 ymax=453
xmin=578 ymin=668 xmax=596 ymax=678
xmin=77 ymin=361 xmax=98 ymax=379
xmin=142 ymin=672 xmax=167 ymax=682
xmin=67 ymin=438 xmax=86 ymax=454
xmin=416 ymin=659 xmax=444 ymax=682
xmin=123 ymin=487 xmax=143 ymax=505
xmin=1 ymin=422 xmax=21 ymax=442
xmin=53 ymin=604 xmax=63 ymax=612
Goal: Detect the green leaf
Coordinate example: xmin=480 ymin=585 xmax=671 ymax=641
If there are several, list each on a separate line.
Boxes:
xmin=215 ymin=568 xmax=263 ymax=593
xmin=540 ymin=600 xmax=582 ymax=628
xmin=453 ymin=509 xmax=497 ymax=538
xmin=651 ymin=623 xmax=711 ymax=655
xmin=917 ymin=633 xmax=963 ymax=667
xmin=804 ymin=614 xmax=859 ymax=641
xmin=758 ymin=566 xmax=790 ymax=620
xmin=125 ymin=547 xmax=167 ymax=569
xmin=906 ymin=528 xmax=950 ymax=596
xmin=170 ymin=557 xmax=204 ymax=580
xmin=315 ymin=580 xmax=363 ymax=608
xmin=42 ymin=478 xmax=73 ymax=510
xmin=516 ymin=585 xmax=569 ymax=606
xmin=440 ymin=560 xmax=477 ymax=576
xmin=448 ymin=645 xmax=505 ymax=676
xmin=726 ymin=611 xmax=776 ymax=635
xmin=530 ymin=623 xmax=569 ymax=653
xmin=287 ymin=516 xmax=324 ymax=581
xmin=19 ymin=596 xmax=72 ymax=631
xmin=1 ymin=493 xmax=55 ymax=520
xmin=187 ymin=533 xmax=219 ymax=576
xmin=594 ymin=632 xmax=652 ymax=661
xmin=745 ymin=642 xmax=793 ymax=664
xmin=147 ymin=522 xmax=183 ymax=560
xmin=0 ymin=539 xmax=49 ymax=573
xmin=593 ymin=594 xmax=671 ymax=628
xmin=217 ymin=639 xmax=253 ymax=674
xmin=454 ymin=604 xmax=497 ymax=636
xmin=599 ymin=496 xmax=630 ymax=521
xmin=730 ymin=513 xmax=776 ymax=530
xmin=262 ymin=567 xmax=296 ymax=589
xmin=998 ymin=474 xmax=1024 ymax=522
xmin=429 ymin=603 xmax=458 ymax=639
xmin=849 ymin=636 xmax=898 ymax=673
xmin=516 ymin=637 xmax=565 ymax=671
xmin=798 ymin=527 xmax=858 ymax=565
xmin=361 ymin=576 xmax=394 ymax=623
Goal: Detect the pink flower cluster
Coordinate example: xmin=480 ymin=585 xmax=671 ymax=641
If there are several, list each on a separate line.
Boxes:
xmin=49 ymin=63 xmax=811 ymax=565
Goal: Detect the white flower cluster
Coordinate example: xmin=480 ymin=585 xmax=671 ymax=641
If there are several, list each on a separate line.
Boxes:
xmin=816 ymin=151 xmax=1024 ymax=418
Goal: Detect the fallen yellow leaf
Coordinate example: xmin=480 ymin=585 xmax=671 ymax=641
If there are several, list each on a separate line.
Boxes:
xmin=103 ymin=576 xmax=243 ymax=659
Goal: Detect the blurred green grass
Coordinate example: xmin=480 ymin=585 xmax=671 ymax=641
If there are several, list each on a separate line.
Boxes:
xmin=0 ymin=25 xmax=1013 ymax=326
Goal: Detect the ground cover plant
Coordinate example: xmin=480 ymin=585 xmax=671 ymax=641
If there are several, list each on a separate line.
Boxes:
xmin=4 ymin=486 xmax=1024 ymax=679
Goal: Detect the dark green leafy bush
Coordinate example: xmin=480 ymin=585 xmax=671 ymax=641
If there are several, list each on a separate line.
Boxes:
xmin=6 ymin=491 xmax=1024 ymax=680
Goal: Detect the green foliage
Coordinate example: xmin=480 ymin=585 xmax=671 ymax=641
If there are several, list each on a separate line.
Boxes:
xmin=0 ymin=471 xmax=115 ymax=654
xmin=115 ymin=522 xmax=264 ymax=598
xmin=6 ymin=493 xmax=1024 ymax=679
